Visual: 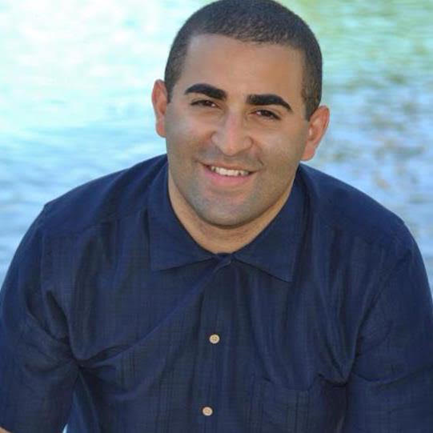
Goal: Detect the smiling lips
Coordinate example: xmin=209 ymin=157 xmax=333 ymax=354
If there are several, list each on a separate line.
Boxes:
xmin=208 ymin=165 xmax=251 ymax=177
xmin=202 ymin=163 xmax=255 ymax=188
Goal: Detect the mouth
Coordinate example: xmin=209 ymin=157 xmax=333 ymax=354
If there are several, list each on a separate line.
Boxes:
xmin=207 ymin=165 xmax=251 ymax=177
xmin=201 ymin=163 xmax=256 ymax=187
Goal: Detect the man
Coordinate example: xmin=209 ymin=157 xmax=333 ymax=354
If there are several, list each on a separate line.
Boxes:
xmin=1 ymin=0 xmax=432 ymax=431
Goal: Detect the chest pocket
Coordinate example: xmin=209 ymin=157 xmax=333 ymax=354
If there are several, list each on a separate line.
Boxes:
xmin=249 ymin=376 xmax=346 ymax=433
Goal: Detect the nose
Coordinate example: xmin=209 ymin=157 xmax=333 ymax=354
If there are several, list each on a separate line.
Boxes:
xmin=211 ymin=112 xmax=253 ymax=156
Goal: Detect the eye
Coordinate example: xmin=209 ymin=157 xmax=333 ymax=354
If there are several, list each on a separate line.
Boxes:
xmin=191 ymin=99 xmax=218 ymax=108
xmin=255 ymin=109 xmax=280 ymax=120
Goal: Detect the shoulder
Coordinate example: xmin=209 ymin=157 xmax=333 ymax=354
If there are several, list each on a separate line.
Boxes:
xmin=297 ymin=164 xmax=412 ymax=251
xmin=41 ymin=154 xmax=167 ymax=237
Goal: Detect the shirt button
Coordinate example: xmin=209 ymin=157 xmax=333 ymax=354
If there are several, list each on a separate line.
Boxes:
xmin=202 ymin=406 xmax=213 ymax=417
xmin=209 ymin=334 xmax=220 ymax=344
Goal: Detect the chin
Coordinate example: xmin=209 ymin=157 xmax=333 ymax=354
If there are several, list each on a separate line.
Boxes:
xmin=198 ymin=209 xmax=258 ymax=230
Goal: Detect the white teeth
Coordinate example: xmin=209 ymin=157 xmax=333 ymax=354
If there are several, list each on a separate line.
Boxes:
xmin=210 ymin=166 xmax=250 ymax=177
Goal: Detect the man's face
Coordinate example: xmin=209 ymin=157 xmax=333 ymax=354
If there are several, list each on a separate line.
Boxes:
xmin=153 ymin=34 xmax=327 ymax=229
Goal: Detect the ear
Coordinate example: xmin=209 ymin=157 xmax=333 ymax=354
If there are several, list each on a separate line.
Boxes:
xmin=301 ymin=105 xmax=330 ymax=161
xmin=151 ymin=79 xmax=169 ymax=138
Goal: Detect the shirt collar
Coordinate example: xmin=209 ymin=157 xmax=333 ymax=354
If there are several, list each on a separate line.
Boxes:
xmin=148 ymin=157 xmax=304 ymax=282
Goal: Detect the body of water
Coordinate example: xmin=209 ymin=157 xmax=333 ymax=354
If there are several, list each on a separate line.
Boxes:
xmin=1 ymin=0 xmax=432 ymax=288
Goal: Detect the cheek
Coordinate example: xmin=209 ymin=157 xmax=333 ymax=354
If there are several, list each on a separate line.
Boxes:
xmin=261 ymin=133 xmax=306 ymax=168
xmin=165 ymin=111 xmax=207 ymax=149
xmin=165 ymin=119 xmax=193 ymax=156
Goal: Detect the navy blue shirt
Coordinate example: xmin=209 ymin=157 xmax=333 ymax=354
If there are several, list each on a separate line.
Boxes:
xmin=1 ymin=155 xmax=432 ymax=432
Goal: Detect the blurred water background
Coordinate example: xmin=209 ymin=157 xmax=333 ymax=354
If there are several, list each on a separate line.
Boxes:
xmin=0 ymin=0 xmax=432 ymax=290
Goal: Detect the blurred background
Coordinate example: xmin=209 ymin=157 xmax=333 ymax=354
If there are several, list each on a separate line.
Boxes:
xmin=1 ymin=0 xmax=432 ymax=289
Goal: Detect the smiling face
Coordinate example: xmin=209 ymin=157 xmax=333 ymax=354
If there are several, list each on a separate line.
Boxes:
xmin=152 ymin=34 xmax=329 ymax=235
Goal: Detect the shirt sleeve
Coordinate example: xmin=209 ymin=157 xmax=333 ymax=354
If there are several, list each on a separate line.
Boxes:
xmin=0 ymin=209 xmax=78 ymax=433
xmin=343 ymin=228 xmax=433 ymax=432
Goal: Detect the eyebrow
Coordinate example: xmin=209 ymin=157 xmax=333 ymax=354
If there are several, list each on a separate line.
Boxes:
xmin=184 ymin=83 xmax=292 ymax=112
xmin=246 ymin=94 xmax=292 ymax=112
xmin=184 ymin=83 xmax=227 ymax=100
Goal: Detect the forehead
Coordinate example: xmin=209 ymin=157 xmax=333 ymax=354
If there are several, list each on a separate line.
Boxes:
xmin=177 ymin=34 xmax=305 ymax=102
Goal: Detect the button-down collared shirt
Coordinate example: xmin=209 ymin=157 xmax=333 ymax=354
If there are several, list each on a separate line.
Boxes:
xmin=1 ymin=154 xmax=432 ymax=432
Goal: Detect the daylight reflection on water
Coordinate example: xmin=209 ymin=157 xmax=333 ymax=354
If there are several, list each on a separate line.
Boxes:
xmin=0 ymin=0 xmax=432 ymax=287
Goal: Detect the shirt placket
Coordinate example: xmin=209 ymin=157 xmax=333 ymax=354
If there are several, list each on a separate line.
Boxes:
xmin=196 ymin=254 xmax=232 ymax=433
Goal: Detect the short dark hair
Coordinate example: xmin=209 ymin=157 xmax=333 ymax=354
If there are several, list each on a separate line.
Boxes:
xmin=164 ymin=0 xmax=323 ymax=120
